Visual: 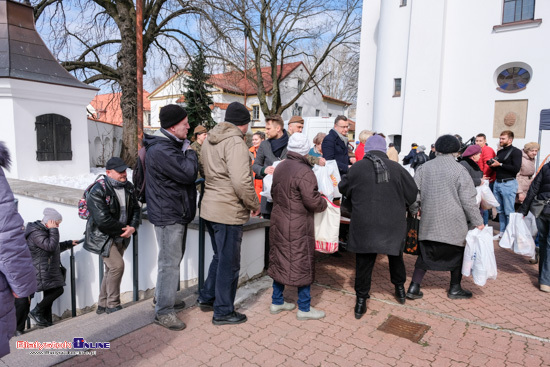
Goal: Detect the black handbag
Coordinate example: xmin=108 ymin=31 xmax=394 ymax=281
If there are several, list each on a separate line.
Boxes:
xmin=530 ymin=198 xmax=550 ymax=218
xmin=60 ymin=264 xmax=67 ymax=281
xmin=404 ymin=214 xmax=420 ymax=255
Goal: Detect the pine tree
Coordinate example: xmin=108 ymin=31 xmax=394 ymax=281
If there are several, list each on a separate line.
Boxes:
xmin=183 ymin=50 xmax=216 ymax=139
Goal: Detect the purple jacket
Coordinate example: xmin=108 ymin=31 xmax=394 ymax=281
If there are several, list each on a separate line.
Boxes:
xmin=0 ymin=142 xmax=37 ymax=358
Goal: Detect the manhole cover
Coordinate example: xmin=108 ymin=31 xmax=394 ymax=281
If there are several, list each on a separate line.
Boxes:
xmin=377 ymin=315 xmax=430 ymax=343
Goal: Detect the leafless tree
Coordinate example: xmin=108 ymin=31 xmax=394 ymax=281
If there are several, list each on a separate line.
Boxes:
xmin=31 ymin=0 xmax=200 ymax=166
xmin=199 ymin=0 xmax=361 ymax=116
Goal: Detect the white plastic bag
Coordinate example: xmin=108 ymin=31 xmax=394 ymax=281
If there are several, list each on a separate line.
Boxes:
xmin=475 ymin=186 xmax=482 ymax=206
xmin=499 ymin=213 xmax=536 ymax=257
xmin=479 ymin=181 xmax=499 ymax=209
xmin=260 ymin=161 xmax=281 ymax=202
xmin=524 ymin=212 xmax=538 ymax=237
xmin=314 ymin=197 xmax=341 ymax=254
xmin=463 ymin=226 xmax=497 ymax=286
xmin=313 ymin=160 xmax=341 ymax=201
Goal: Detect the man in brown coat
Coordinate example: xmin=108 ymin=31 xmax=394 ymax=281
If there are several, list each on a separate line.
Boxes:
xmin=268 ymin=133 xmax=328 ymax=320
xmin=198 ymin=102 xmax=260 ymax=325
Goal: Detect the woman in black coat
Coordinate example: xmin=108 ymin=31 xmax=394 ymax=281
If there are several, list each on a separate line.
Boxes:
xmin=23 ymin=208 xmax=76 ymax=328
xmin=458 ymin=144 xmax=484 ymax=186
xmin=338 ymin=135 xmax=418 ymax=319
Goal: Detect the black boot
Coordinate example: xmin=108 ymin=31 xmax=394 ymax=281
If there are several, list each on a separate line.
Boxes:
xmin=406 ymin=282 xmax=423 ymax=300
xmin=354 ymin=297 xmax=367 ymax=319
xmin=447 ymin=283 xmax=472 ymax=300
xmin=394 ymin=285 xmax=406 ymax=304
xmin=29 ymin=307 xmax=49 ymax=327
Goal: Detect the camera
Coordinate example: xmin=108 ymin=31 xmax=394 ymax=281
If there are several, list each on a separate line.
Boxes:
xmin=487 ymin=157 xmax=498 ymax=166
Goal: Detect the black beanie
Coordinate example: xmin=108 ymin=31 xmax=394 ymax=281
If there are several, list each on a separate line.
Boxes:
xmin=225 ymin=102 xmax=251 ymax=126
xmin=435 ymin=134 xmax=461 ymax=154
xmin=160 ymin=104 xmax=188 ymax=129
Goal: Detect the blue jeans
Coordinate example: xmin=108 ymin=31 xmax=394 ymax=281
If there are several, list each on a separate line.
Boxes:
xmin=154 ymin=223 xmax=186 ymax=315
xmin=493 ymin=180 xmax=518 ymax=233
xmin=199 ymin=220 xmax=243 ymax=318
xmin=536 ymin=215 xmax=550 ymax=286
xmin=482 ymin=209 xmax=489 ymax=225
xmin=272 ymin=281 xmax=311 ymax=312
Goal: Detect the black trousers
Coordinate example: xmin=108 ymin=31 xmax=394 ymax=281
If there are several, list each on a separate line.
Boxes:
xmin=14 ymin=297 xmax=31 ymax=332
xmin=355 ymin=253 xmax=406 ymax=299
xmin=36 ymin=287 xmax=64 ymax=323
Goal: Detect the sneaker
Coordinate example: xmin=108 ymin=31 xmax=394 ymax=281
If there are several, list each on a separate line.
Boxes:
xmin=152 ymin=298 xmax=186 ymax=310
xmin=296 ymin=307 xmax=325 ymax=321
xmin=96 ymin=306 xmax=106 ymax=315
xmin=493 ymin=233 xmax=503 ymax=241
xmin=154 ymin=313 xmax=186 ymax=331
xmin=540 ymin=284 xmax=550 ymax=293
xmin=212 ymin=311 xmax=247 ymax=325
xmin=106 ymin=305 xmax=123 ymax=314
xmin=270 ymin=302 xmax=296 ymax=314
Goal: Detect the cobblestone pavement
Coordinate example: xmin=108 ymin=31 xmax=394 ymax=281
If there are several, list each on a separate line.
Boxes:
xmin=58 ymin=236 xmax=550 ymax=367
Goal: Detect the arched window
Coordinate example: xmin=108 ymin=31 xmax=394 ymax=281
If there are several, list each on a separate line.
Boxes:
xmin=35 ymin=114 xmax=72 ymax=161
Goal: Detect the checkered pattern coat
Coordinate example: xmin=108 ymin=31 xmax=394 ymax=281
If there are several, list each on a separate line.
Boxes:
xmin=414 ymin=155 xmax=483 ymax=247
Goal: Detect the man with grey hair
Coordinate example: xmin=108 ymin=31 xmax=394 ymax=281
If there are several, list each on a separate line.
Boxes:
xmin=322 ymin=115 xmax=356 ymax=175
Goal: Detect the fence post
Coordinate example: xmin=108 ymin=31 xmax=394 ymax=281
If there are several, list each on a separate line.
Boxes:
xmin=98 ymin=256 xmax=103 ymax=294
xmin=198 ymin=179 xmax=205 ymax=291
xmin=133 ymin=231 xmax=139 ymax=302
xmin=70 ymin=247 xmax=76 ymax=317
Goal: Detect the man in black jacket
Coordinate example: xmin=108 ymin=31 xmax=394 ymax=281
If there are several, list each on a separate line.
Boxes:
xmin=322 ymin=115 xmax=355 ymax=176
xmin=84 ymin=157 xmax=140 ymax=315
xmin=490 ymin=130 xmax=522 ymax=238
xmin=143 ymin=104 xmax=198 ymax=331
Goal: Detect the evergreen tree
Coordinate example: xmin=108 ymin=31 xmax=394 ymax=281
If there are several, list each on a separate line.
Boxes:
xmin=183 ymin=50 xmax=216 ymax=139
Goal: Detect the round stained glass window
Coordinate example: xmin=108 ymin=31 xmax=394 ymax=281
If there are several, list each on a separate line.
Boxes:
xmin=497 ymin=67 xmax=530 ymax=92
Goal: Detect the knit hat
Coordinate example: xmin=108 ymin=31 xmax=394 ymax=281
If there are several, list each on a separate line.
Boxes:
xmin=287 ymin=133 xmax=310 ymax=156
xmin=524 ymin=142 xmax=540 ymax=152
xmin=43 ymin=207 xmax=62 ymax=223
xmin=417 ymin=145 xmax=426 ymax=153
xmin=435 ymin=134 xmax=461 ymax=154
xmin=364 ymin=135 xmax=387 ymax=153
xmin=225 ymin=102 xmax=251 ymax=126
xmin=289 ymin=116 xmax=304 ymax=125
xmin=462 ymin=144 xmax=482 ymax=158
xmin=160 ymin=104 xmax=188 ymax=129
xmin=194 ymin=125 xmax=207 ymax=135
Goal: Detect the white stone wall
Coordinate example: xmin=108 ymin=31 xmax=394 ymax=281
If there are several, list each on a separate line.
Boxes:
xmin=87 ymin=119 xmax=123 ymax=167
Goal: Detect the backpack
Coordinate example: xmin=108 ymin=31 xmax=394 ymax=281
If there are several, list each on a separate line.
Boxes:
xmin=133 ymin=146 xmax=147 ymax=203
xmin=78 ymin=175 xmax=108 ymax=220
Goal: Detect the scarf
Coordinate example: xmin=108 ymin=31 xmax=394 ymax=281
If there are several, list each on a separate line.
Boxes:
xmin=106 ymin=175 xmax=128 ymax=188
xmin=364 ymin=153 xmax=390 ymax=184
xmin=460 ymin=157 xmax=482 ymax=172
xmin=105 ymin=176 xmax=128 ymax=225
xmin=334 ymin=128 xmax=348 ymax=146
xmin=270 ymin=130 xmax=289 ymax=159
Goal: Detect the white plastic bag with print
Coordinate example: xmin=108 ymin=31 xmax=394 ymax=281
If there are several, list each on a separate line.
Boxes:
xmin=524 ymin=212 xmax=538 ymax=237
xmin=499 ymin=213 xmax=536 ymax=257
xmin=463 ymin=226 xmax=497 ymax=286
xmin=479 ymin=181 xmax=500 ymax=209
xmin=260 ymin=161 xmax=282 ymax=202
xmin=313 ymin=160 xmax=341 ymax=201
xmin=314 ymin=197 xmax=341 ymax=254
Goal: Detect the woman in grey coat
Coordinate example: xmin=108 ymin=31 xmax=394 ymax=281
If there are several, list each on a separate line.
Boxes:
xmin=407 ymin=135 xmax=484 ymax=300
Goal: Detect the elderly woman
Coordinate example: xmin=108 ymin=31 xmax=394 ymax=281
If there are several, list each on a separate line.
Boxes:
xmin=0 ymin=142 xmax=36 ymax=357
xmin=354 ymin=130 xmax=374 ymax=161
xmin=407 ymin=135 xmax=484 ymax=300
xmin=339 ymin=135 xmax=418 ymax=319
xmin=268 ymin=133 xmax=328 ymax=321
xmin=308 ymin=132 xmax=326 ymax=158
xmin=517 ymin=142 xmax=539 ymax=204
xmin=459 ymin=144 xmax=483 ymax=186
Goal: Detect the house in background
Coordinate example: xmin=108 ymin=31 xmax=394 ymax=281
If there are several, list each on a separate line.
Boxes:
xmin=148 ymin=61 xmax=351 ymax=130
xmin=87 ymin=91 xmax=151 ymax=166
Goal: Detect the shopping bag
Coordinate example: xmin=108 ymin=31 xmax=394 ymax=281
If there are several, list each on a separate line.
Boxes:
xmin=475 ymin=186 xmax=482 ymax=206
xmin=524 ymin=212 xmax=538 ymax=237
xmin=404 ymin=213 xmax=420 ymax=255
xmin=313 ymin=160 xmax=341 ymax=201
xmin=479 ymin=181 xmax=500 ymax=209
xmin=314 ymin=197 xmax=340 ymax=254
xmin=499 ymin=213 xmax=536 ymax=257
xmin=260 ymin=161 xmax=281 ymax=202
xmin=463 ymin=227 xmax=497 ymax=286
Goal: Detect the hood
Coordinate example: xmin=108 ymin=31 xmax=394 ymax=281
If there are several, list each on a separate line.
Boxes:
xmin=25 ymin=220 xmax=46 ymax=240
xmin=206 ymin=122 xmax=243 ymax=145
xmin=522 ymin=150 xmax=535 ymax=162
xmin=0 ymin=141 xmax=10 ymax=170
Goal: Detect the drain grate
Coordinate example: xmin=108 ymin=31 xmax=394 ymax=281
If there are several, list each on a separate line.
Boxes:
xmin=377 ymin=315 xmax=430 ymax=343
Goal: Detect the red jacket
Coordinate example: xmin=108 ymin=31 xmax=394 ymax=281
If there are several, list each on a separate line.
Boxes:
xmin=477 ymin=145 xmax=496 ymax=182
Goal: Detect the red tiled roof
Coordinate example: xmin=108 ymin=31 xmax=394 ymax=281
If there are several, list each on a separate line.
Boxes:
xmin=322 ymin=94 xmax=352 ymax=106
xmin=210 ymin=102 xmax=252 ymax=111
xmin=176 ymin=96 xmax=186 ymax=103
xmin=89 ymin=91 xmax=150 ymax=126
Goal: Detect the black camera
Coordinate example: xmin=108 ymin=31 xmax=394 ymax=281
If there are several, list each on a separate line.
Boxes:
xmin=487 ymin=157 xmax=498 ymax=166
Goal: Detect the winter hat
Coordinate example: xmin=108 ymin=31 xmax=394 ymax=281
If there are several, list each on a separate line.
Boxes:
xmin=43 ymin=207 xmax=62 ymax=223
xmin=160 ymin=104 xmax=188 ymax=129
xmin=288 ymin=116 xmax=304 ymax=125
xmin=287 ymin=133 xmax=311 ymax=156
xmin=106 ymin=157 xmax=129 ymax=172
xmin=417 ymin=145 xmax=426 ymax=153
xmin=435 ymin=134 xmax=461 ymax=154
xmin=0 ymin=141 xmax=10 ymax=170
xmin=225 ymin=102 xmax=251 ymax=126
xmin=364 ymin=135 xmax=387 ymax=153
xmin=194 ymin=125 xmax=207 ymax=135
xmin=462 ymin=144 xmax=482 ymax=158
xmin=524 ymin=142 xmax=540 ymax=152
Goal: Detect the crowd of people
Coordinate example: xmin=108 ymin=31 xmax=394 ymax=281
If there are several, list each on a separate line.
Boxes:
xmin=2 ymin=104 xmax=549 ymax=357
